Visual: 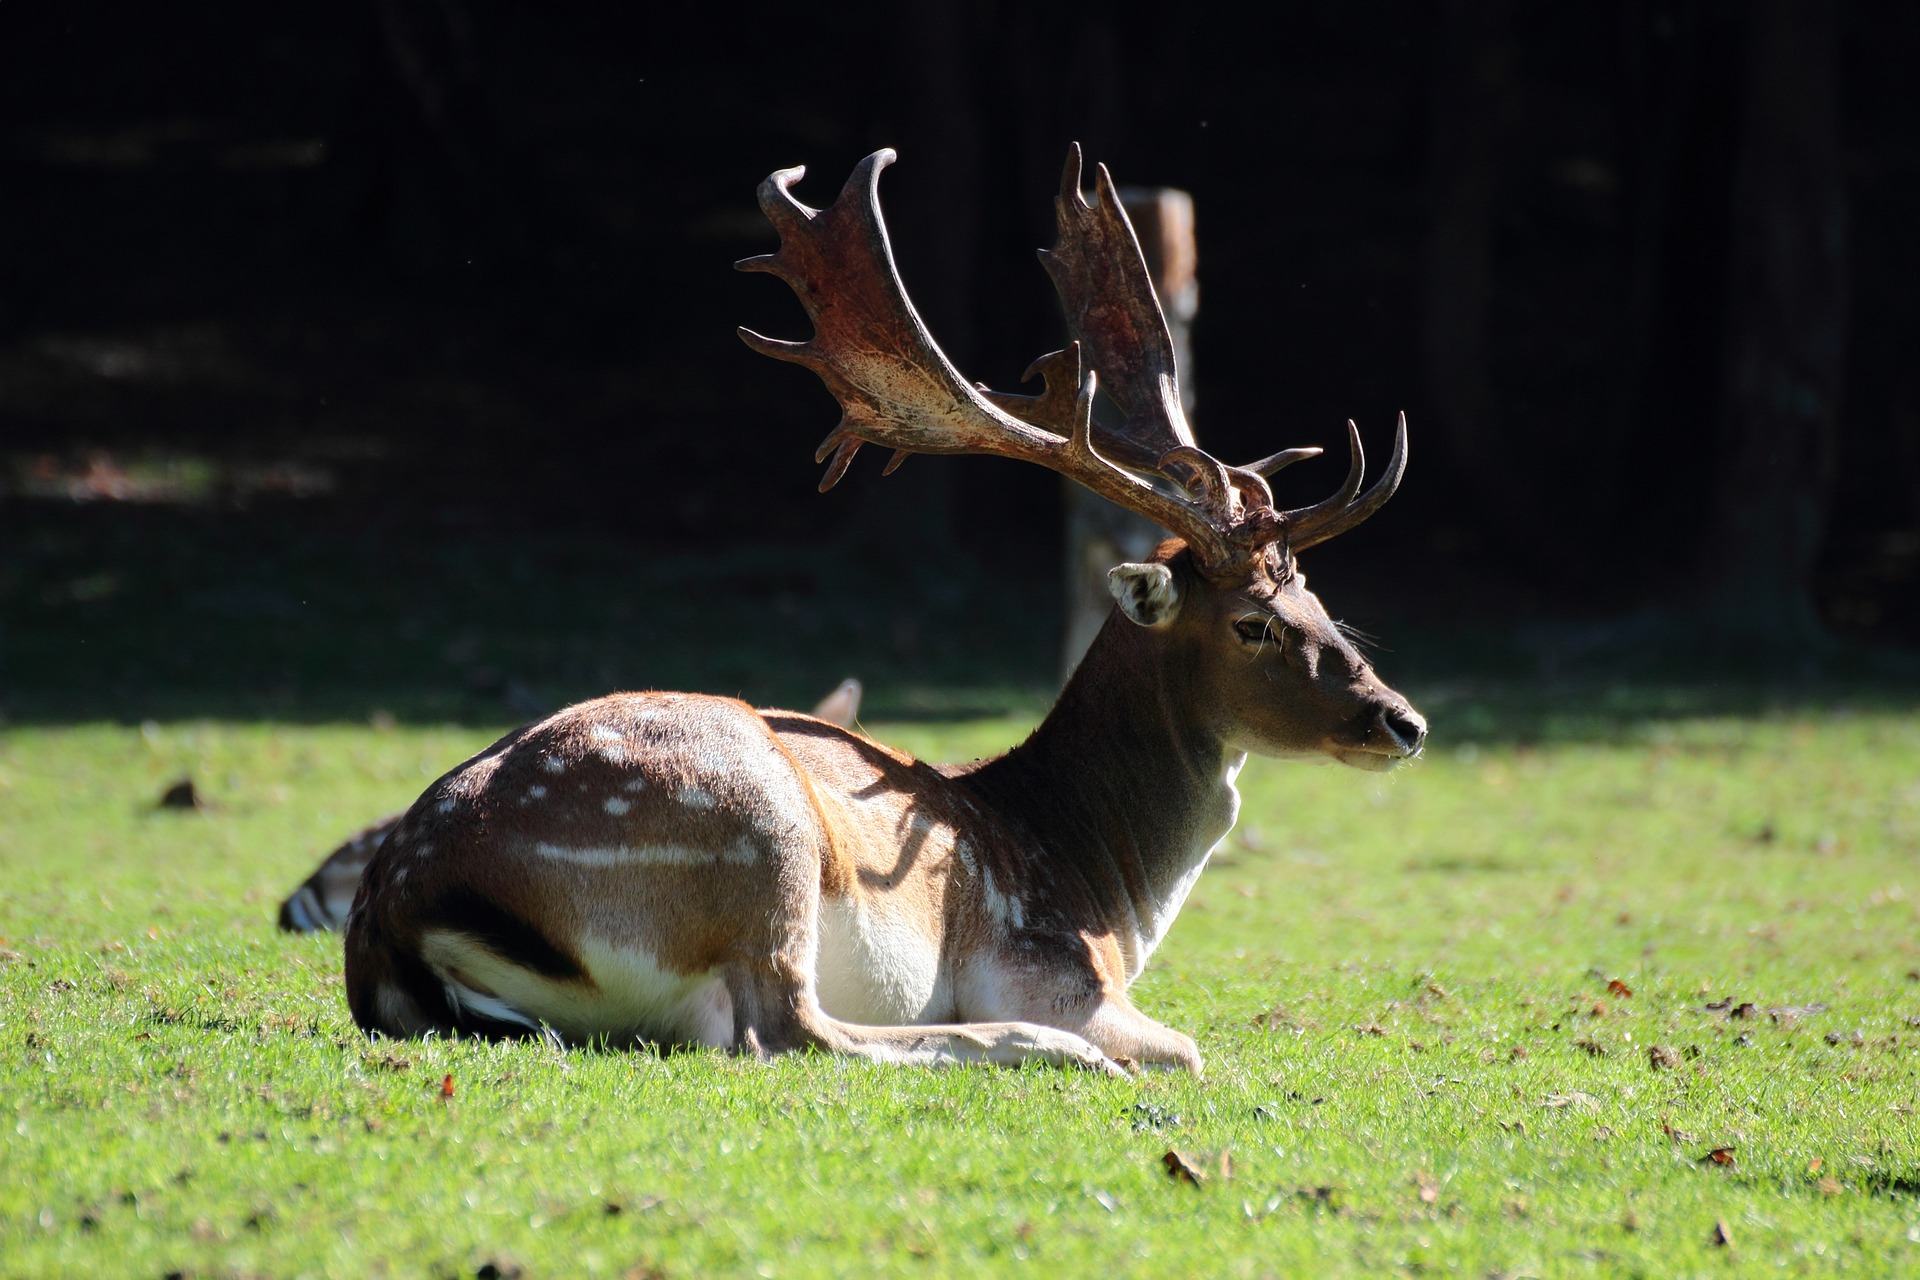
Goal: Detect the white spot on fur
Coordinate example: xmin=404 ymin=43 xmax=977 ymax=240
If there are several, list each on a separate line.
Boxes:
xmin=622 ymin=777 xmax=648 ymax=793
xmin=603 ymin=795 xmax=631 ymax=816
xmin=527 ymin=785 xmax=548 ymax=800
xmin=541 ymin=755 xmax=566 ymax=775
xmin=979 ymin=870 xmax=1025 ymax=930
xmin=528 ymin=839 xmax=758 ymax=867
xmin=679 ymin=785 xmax=719 ymax=810
xmin=436 ymin=798 xmax=456 ymax=815
xmin=590 ymin=724 xmax=630 ymax=763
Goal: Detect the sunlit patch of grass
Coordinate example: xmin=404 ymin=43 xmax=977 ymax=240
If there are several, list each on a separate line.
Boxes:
xmin=4 ymin=705 xmax=1920 ymax=1276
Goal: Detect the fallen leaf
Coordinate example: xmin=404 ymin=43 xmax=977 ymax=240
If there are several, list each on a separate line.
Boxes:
xmin=1574 ymin=1038 xmax=1608 ymax=1057
xmin=1711 ymin=1219 xmax=1734 ymax=1248
xmin=1415 ymin=1173 xmax=1439 ymax=1204
xmin=1354 ymin=1022 xmax=1388 ymax=1038
xmin=1807 ymin=1158 xmax=1823 ymax=1175
xmin=440 ymin=1073 xmax=455 ymax=1099
xmin=1507 ymin=1044 xmax=1528 ymax=1061
xmin=1607 ymin=978 xmax=1634 ymax=998
xmin=157 ymin=778 xmax=203 ymax=810
xmin=1648 ymin=1044 xmax=1680 ymax=1070
xmin=1731 ymin=1002 xmax=1758 ymax=1020
xmin=1218 ymin=1151 xmax=1235 ymax=1182
xmin=1816 ymin=1176 xmax=1843 ymax=1196
xmin=1162 ymin=1150 xmax=1204 ymax=1187
xmin=1702 ymin=1146 xmax=1736 ymax=1167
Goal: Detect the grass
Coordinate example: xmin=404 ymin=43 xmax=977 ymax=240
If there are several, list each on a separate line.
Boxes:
xmin=4 ymin=700 xmax=1920 ymax=1277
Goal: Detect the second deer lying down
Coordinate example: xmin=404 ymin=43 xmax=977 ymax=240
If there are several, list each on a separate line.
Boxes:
xmin=341 ymin=146 xmax=1424 ymax=1074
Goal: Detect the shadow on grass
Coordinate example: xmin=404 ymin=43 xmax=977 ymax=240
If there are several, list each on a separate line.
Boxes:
xmin=5 ymin=499 xmax=1918 ymax=742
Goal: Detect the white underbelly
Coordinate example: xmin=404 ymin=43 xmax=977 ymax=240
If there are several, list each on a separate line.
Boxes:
xmin=421 ymin=930 xmax=733 ymax=1048
xmin=814 ymin=895 xmax=949 ymax=1025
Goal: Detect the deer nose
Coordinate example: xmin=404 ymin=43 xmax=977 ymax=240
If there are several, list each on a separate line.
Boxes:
xmin=1378 ymin=705 xmax=1427 ymax=754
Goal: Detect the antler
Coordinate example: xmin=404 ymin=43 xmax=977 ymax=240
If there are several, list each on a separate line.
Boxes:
xmin=737 ymin=149 xmax=1246 ymax=567
xmin=1034 ymin=143 xmax=1193 ymax=473
xmin=737 ymin=147 xmax=1405 ymax=577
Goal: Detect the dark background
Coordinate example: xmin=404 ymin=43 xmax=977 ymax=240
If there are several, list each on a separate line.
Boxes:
xmin=1 ymin=0 xmax=1915 ymax=723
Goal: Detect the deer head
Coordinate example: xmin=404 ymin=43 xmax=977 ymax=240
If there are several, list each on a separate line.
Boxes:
xmin=740 ymin=145 xmax=1423 ymax=770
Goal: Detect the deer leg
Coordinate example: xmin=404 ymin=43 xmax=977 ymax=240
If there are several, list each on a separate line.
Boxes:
xmin=957 ymin=938 xmax=1203 ymax=1075
xmin=1068 ymin=998 xmax=1203 ymax=1075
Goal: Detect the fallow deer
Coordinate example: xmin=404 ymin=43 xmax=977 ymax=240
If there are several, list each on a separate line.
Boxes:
xmin=279 ymin=679 xmax=864 ymax=933
xmin=341 ymin=146 xmax=1424 ymax=1074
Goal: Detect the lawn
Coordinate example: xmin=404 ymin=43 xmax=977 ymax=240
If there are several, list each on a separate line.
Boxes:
xmin=4 ymin=696 xmax=1920 ymax=1277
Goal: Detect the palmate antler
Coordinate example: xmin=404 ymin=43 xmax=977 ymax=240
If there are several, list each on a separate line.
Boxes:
xmin=737 ymin=146 xmax=1404 ymax=576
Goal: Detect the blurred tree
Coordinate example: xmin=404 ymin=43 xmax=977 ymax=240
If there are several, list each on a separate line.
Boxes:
xmin=1695 ymin=0 xmax=1848 ymax=648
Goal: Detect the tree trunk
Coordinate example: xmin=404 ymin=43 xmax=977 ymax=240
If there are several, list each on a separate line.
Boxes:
xmin=1695 ymin=0 xmax=1848 ymax=647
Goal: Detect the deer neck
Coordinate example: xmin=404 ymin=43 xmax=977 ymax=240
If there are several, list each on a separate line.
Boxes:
xmin=962 ymin=612 xmax=1243 ymax=982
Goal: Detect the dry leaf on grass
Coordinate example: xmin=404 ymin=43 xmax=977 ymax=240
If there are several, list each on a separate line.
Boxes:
xmin=1162 ymin=1150 xmax=1204 ymax=1186
xmin=439 ymin=1073 xmax=455 ymax=1100
xmin=1711 ymin=1219 xmax=1735 ymax=1247
xmin=1648 ymin=1044 xmax=1681 ymax=1070
xmin=1606 ymin=978 xmax=1633 ymax=998
xmin=1702 ymin=1146 xmax=1737 ymax=1167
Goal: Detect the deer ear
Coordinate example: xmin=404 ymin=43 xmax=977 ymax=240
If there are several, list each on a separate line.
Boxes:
xmin=1107 ymin=562 xmax=1182 ymax=628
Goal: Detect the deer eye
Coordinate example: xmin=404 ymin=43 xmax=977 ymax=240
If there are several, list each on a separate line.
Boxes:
xmin=1234 ymin=618 xmax=1277 ymax=645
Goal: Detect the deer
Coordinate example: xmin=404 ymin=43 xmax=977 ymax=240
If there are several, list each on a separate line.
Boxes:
xmin=278 ymin=679 xmax=864 ymax=933
xmin=340 ymin=145 xmax=1424 ymax=1075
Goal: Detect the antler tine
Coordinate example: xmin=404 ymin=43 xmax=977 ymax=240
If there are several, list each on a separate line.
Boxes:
xmin=1278 ymin=420 xmax=1365 ymax=526
xmin=1241 ymin=446 xmax=1323 ymax=477
xmin=1285 ymin=413 xmax=1409 ymax=551
xmin=736 ymin=149 xmax=1240 ymax=566
xmin=1039 ymin=143 xmax=1195 ymax=473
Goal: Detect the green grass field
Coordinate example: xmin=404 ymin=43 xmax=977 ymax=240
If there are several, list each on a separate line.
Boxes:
xmin=5 ymin=698 xmax=1920 ymax=1277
